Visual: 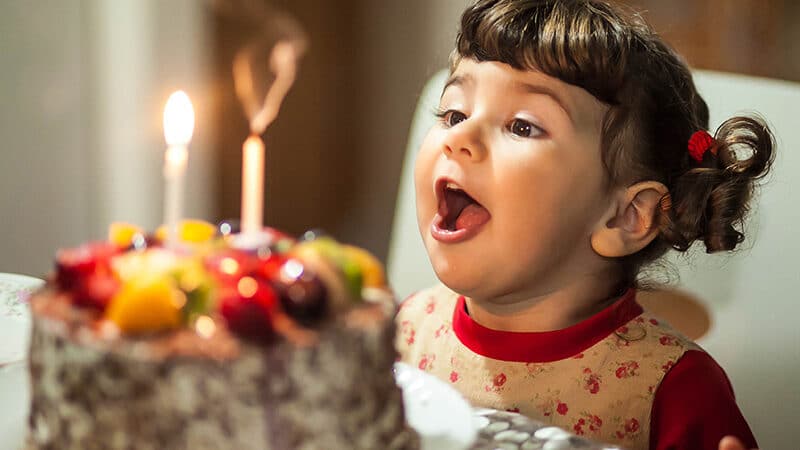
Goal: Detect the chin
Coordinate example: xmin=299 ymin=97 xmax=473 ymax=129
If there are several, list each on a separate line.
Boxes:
xmin=429 ymin=257 xmax=482 ymax=298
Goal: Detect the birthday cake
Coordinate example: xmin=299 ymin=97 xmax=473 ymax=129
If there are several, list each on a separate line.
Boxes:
xmin=26 ymin=221 xmax=418 ymax=450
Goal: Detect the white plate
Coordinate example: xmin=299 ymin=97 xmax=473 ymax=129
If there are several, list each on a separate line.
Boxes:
xmin=394 ymin=362 xmax=477 ymax=450
xmin=0 ymin=273 xmax=42 ymax=450
xmin=0 ymin=273 xmax=42 ymax=364
xmin=0 ymin=362 xmax=29 ymax=450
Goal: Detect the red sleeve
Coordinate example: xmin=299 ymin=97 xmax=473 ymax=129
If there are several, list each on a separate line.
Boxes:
xmin=649 ymin=350 xmax=757 ymax=450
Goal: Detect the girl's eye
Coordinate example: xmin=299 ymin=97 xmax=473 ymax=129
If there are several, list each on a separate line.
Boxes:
xmin=448 ymin=111 xmax=467 ymax=127
xmin=435 ymin=109 xmax=467 ymax=127
xmin=509 ymin=118 xmax=542 ymax=138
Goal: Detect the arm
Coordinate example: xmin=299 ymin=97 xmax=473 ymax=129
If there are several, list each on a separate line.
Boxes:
xmin=649 ymin=350 xmax=757 ymax=450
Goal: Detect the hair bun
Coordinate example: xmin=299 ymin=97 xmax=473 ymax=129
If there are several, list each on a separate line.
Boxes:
xmin=660 ymin=115 xmax=775 ymax=253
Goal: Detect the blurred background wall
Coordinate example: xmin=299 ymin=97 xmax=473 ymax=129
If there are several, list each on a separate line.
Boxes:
xmin=1 ymin=0 xmax=214 ymax=276
xmin=211 ymin=0 xmax=469 ymax=254
xmin=1 ymin=1 xmax=798 ymax=448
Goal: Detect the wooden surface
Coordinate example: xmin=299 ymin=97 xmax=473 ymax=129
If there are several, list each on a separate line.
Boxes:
xmin=621 ymin=0 xmax=798 ymax=82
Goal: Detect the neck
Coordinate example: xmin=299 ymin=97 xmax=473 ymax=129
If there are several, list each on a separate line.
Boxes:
xmin=464 ymin=269 xmax=624 ymax=332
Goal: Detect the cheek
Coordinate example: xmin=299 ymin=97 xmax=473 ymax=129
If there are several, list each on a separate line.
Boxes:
xmin=412 ymin=157 xmax=428 ymax=200
xmin=413 ymin=133 xmax=440 ymax=216
xmin=490 ymin=151 xmax=604 ymax=241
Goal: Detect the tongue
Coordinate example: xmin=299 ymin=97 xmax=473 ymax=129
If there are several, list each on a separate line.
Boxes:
xmin=443 ymin=189 xmax=490 ymax=231
xmin=455 ymin=203 xmax=490 ymax=230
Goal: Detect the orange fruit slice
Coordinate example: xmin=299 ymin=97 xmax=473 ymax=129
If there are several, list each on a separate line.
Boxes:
xmin=105 ymin=274 xmax=183 ymax=334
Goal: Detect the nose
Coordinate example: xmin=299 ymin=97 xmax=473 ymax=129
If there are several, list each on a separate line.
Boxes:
xmin=442 ymin=119 xmax=487 ymax=162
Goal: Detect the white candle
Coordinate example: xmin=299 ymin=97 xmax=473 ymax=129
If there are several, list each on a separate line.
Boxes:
xmin=241 ymin=134 xmax=264 ymax=235
xmin=162 ymin=91 xmax=195 ymax=247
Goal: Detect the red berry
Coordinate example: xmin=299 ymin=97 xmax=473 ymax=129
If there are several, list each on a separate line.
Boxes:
xmin=56 ymin=242 xmax=119 ymax=309
xmin=56 ymin=242 xmax=115 ymax=289
xmin=254 ymin=251 xmax=287 ymax=280
xmin=204 ymin=250 xmax=253 ymax=284
xmin=219 ymin=280 xmax=279 ymax=341
xmin=73 ymin=272 xmax=119 ymax=309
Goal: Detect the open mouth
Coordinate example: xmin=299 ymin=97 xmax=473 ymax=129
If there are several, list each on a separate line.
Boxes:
xmin=432 ymin=178 xmax=491 ymax=242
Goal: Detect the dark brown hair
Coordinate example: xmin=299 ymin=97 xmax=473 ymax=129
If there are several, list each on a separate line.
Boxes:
xmin=454 ymin=0 xmax=775 ymax=285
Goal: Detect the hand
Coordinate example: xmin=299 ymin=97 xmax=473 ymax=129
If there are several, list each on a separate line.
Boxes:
xmin=719 ymin=435 xmax=758 ymax=450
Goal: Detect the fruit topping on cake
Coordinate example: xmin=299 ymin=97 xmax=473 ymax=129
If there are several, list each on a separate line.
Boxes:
xmin=51 ymin=220 xmax=391 ymax=343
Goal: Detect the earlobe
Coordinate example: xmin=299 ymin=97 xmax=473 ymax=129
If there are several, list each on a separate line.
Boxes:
xmin=591 ymin=181 xmax=669 ymax=258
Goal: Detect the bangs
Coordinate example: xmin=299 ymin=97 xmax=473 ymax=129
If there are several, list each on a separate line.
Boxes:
xmin=454 ymin=0 xmax=648 ymax=104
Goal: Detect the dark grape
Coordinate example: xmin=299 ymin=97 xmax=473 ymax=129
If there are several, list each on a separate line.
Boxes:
xmin=271 ymin=259 xmax=328 ymax=325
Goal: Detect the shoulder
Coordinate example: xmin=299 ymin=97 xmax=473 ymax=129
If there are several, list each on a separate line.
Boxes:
xmin=650 ymin=349 xmax=757 ymax=450
xmin=659 ymin=349 xmax=734 ymax=395
xmin=396 ymin=283 xmax=459 ymax=317
xmin=394 ymin=284 xmax=460 ymax=362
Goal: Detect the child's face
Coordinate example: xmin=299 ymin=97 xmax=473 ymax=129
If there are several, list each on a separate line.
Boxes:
xmin=414 ymin=58 xmax=613 ymax=303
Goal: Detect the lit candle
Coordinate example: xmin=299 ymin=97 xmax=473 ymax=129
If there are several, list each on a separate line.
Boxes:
xmin=162 ymin=91 xmax=195 ymax=247
xmin=241 ymin=134 xmax=264 ymax=235
xmin=234 ymin=40 xmax=303 ymax=245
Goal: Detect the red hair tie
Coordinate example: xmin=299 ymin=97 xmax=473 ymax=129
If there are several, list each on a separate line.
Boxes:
xmin=688 ymin=130 xmax=717 ymax=162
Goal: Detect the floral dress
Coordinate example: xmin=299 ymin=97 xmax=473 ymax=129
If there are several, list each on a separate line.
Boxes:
xmin=396 ymin=284 xmax=753 ymax=450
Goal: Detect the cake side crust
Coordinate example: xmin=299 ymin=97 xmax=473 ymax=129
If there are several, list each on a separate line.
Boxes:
xmin=26 ymin=291 xmax=419 ymax=450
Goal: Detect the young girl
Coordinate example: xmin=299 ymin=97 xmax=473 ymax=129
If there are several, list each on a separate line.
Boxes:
xmin=395 ymin=1 xmax=774 ymax=450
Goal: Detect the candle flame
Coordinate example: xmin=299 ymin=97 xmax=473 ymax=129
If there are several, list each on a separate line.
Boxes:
xmin=163 ymin=91 xmax=195 ymax=146
xmin=165 ymin=146 xmax=188 ymax=168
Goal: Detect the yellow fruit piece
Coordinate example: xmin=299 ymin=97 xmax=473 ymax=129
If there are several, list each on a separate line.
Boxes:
xmin=111 ymin=249 xmax=178 ymax=282
xmin=108 ymin=222 xmax=143 ymax=249
xmin=342 ymin=245 xmax=386 ymax=288
xmin=155 ymin=220 xmax=217 ymax=244
xmin=179 ymin=220 xmax=217 ymax=243
xmin=105 ymin=275 xmax=183 ymax=334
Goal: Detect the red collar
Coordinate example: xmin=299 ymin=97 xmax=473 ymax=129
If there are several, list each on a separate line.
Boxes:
xmin=452 ymin=289 xmax=642 ymax=363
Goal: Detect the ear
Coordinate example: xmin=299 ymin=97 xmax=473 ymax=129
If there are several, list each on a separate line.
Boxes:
xmin=591 ymin=181 xmax=669 ymax=258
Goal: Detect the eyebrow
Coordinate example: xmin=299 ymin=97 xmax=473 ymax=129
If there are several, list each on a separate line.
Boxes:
xmin=442 ymin=74 xmax=471 ymax=93
xmin=512 ymin=81 xmax=573 ymax=122
xmin=441 ymin=74 xmax=573 ymax=123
